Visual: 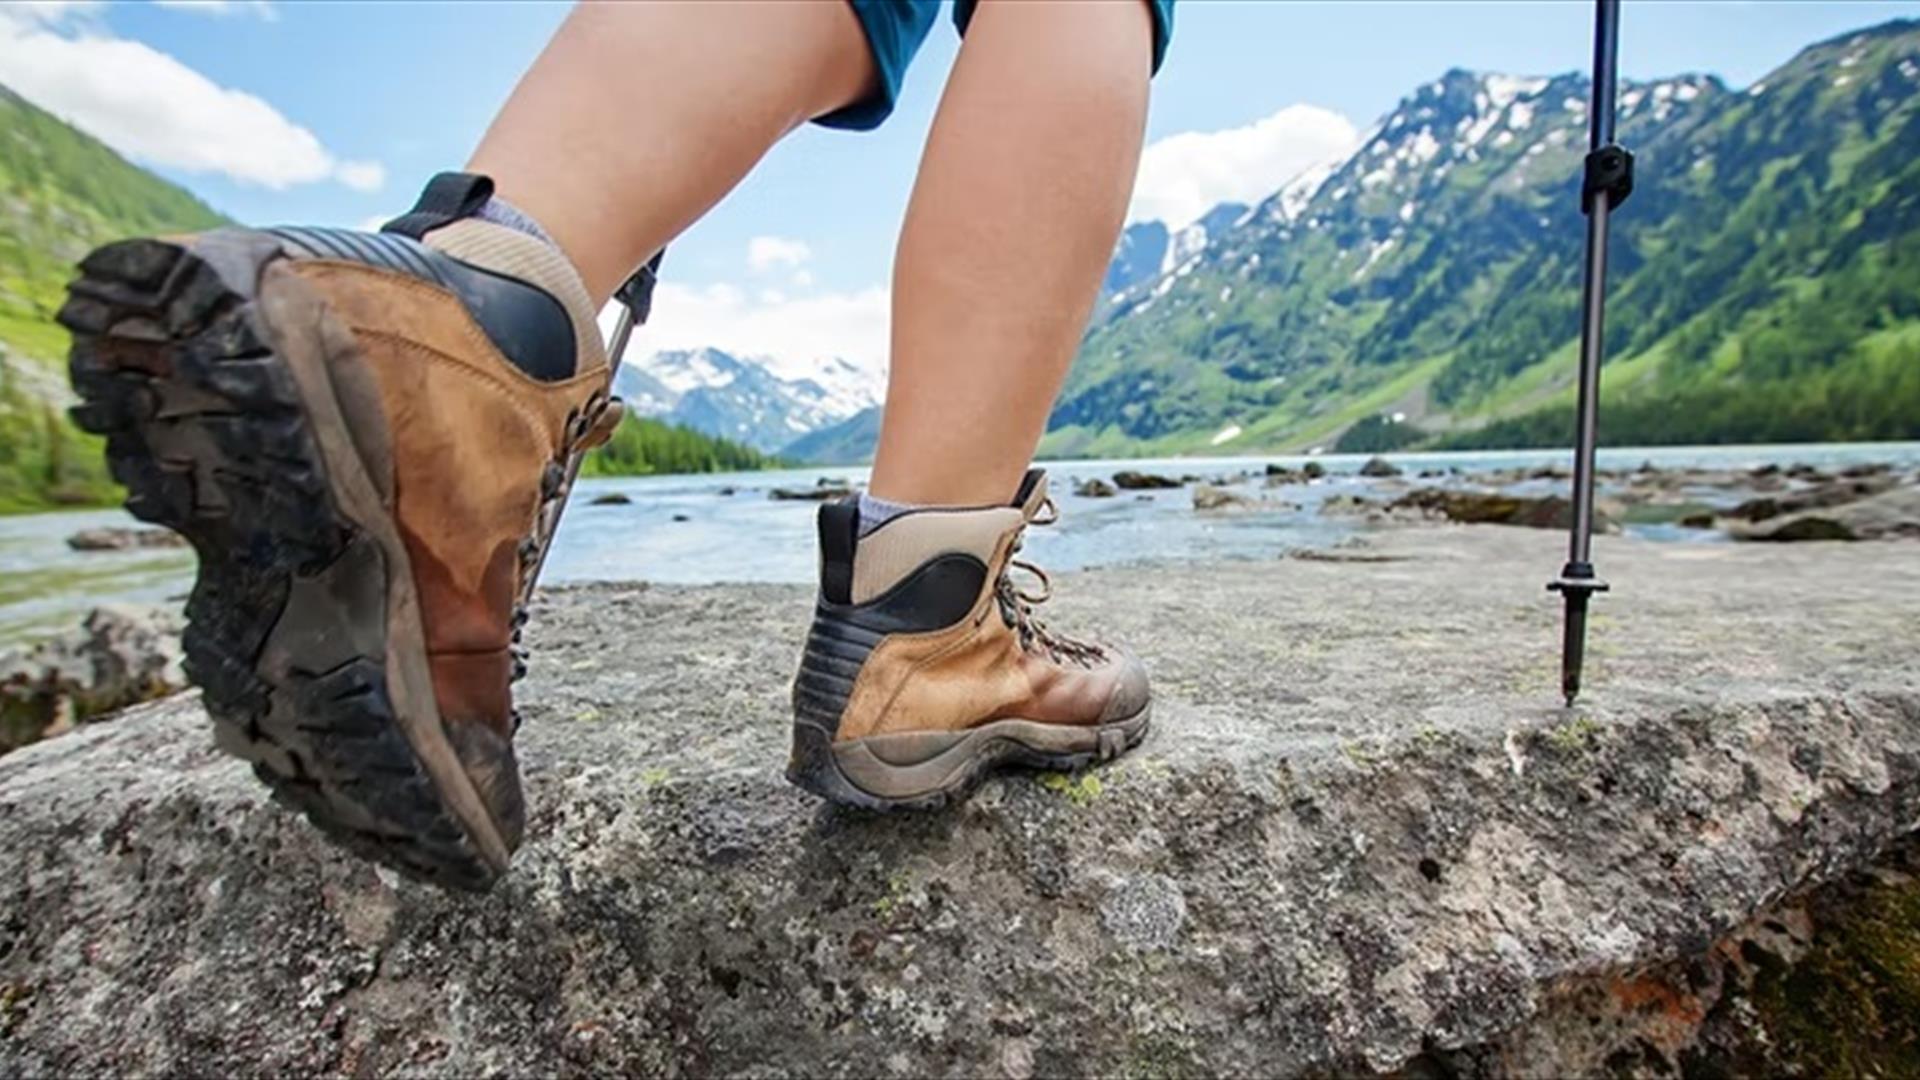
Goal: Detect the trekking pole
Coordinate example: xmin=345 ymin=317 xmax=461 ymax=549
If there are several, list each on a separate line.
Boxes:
xmin=1548 ymin=0 xmax=1633 ymax=706
xmin=605 ymin=250 xmax=664 ymax=379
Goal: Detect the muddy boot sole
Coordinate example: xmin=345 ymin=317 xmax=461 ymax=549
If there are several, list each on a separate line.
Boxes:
xmin=61 ymin=231 xmax=514 ymax=891
xmin=785 ymin=707 xmax=1151 ymax=811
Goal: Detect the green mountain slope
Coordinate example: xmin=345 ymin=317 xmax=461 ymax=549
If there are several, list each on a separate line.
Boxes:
xmin=1045 ymin=18 xmax=1920 ymax=457
xmin=780 ymin=404 xmax=882 ymax=466
xmin=0 ymin=83 xmax=228 ymax=512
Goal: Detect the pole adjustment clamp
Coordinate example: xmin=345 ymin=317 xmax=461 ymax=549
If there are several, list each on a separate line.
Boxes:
xmin=1581 ymin=144 xmax=1635 ymax=214
xmin=613 ymin=250 xmax=665 ymax=325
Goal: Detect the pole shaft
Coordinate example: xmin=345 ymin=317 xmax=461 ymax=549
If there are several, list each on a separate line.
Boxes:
xmin=606 ymin=307 xmax=637 ymax=380
xmin=1569 ymin=197 xmax=1610 ymax=564
xmin=1589 ymin=0 xmax=1621 ymax=149
xmin=1567 ymin=0 xmax=1622 ymax=566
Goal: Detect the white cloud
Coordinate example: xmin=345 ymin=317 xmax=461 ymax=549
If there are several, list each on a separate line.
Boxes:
xmin=333 ymin=160 xmax=388 ymax=192
xmin=746 ymin=236 xmax=812 ymax=274
xmin=600 ymin=281 xmax=890 ymax=388
xmin=1129 ymin=104 xmax=1360 ymax=229
xmin=0 ymin=9 xmax=383 ymax=191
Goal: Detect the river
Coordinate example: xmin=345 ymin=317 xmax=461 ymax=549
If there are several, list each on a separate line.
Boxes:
xmin=4 ymin=441 xmax=1917 ymax=649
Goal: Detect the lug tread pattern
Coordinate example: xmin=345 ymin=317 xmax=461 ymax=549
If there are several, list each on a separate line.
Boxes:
xmin=62 ymin=235 xmax=499 ymax=892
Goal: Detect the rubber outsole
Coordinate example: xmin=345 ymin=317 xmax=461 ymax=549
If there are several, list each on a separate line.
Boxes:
xmin=784 ymin=708 xmax=1151 ymax=811
xmin=62 ymin=233 xmax=503 ymax=892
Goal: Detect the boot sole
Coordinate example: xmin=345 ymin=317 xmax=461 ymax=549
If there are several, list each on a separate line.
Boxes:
xmin=62 ymin=230 xmax=513 ymax=891
xmin=785 ymin=706 xmax=1151 ymax=811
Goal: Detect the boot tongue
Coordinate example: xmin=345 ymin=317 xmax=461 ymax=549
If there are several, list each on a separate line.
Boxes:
xmin=1012 ymin=469 xmax=1050 ymax=520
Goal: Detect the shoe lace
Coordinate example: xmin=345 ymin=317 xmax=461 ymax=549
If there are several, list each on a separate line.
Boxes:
xmin=993 ymin=497 xmax=1106 ymax=669
xmin=508 ymin=391 xmax=622 ymax=703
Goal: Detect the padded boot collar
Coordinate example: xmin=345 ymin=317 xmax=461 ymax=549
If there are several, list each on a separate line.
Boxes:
xmin=422 ymin=219 xmax=607 ymax=379
xmin=840 ymin=471 xmax=1054 ymax=606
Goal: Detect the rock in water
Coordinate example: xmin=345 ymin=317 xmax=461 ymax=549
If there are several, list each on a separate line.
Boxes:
xmin=588 ymin=493 xmax=632 ymax=506
xmin=1319 ymin=493 xmax=1383 ymax=516
xmin=770 ymin=485 xmax=853 ymax=501
xmin=1733 ymin=486 xmax=1920 ymax=542
xmin=65 ymin=527 xmax=187 ymax=552
xmin=1111 ymin=470 xmax=1182 ymax=490
xmin=1074 ymin=477 xmax=1117 ymax=498
xmin=0 ymin=529 xmax=1916 ymax=1077
xmin=1725 ymin=476 xmax=1896 ymax=523
xmin=1265 ymin=463 xmax=1325 ymax=486
xmin=1191 ymin=484 xmax=1252 ymax=511
xmin=1358 ymin=456 xmax=1402 ymax=478
xmin=1389 ymin=489 xmax=1619 ymax=532
xmin=0 ymin=606 xmax=185 ymax=754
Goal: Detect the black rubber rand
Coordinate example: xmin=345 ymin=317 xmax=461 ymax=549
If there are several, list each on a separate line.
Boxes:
xmin=60 ymin=232 xmax=500 ymax=891
xmin=790 ymin=549 xmax=988 ymax=741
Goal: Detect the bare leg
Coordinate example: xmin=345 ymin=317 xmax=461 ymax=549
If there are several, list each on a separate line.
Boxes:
xmin=469 ymin=1 xmax=876 ymax=304
xmin=868 ymin=1 xmax=1153 ymax=507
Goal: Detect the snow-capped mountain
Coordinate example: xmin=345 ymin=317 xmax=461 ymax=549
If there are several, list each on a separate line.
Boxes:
xmin=1050 ymin=17 xmax=1920 ymax=456
xmin=1104 ymin=202 xmax=1250 ymax=301
xmin=613 ymin=347 xmax=880 ymax=453
xmin=1162 ymin=201 xmax=1248 ymax=275
xmin=1104 ymin=220 xmax=1170 ymax=296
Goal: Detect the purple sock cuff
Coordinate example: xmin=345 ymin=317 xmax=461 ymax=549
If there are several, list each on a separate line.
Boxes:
xmin=857 ymin=491 xmax=926 ymax=536
xmin=473 ymin=195 xmax=559 ymax=250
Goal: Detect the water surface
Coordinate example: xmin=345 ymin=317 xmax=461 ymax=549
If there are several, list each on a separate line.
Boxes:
xmin=5 ymin=441 xmax=1916 ymax=649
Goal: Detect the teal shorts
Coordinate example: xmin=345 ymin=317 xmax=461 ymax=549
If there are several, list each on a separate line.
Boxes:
xmin=822 ymin=0 xmax=1175 ymax=131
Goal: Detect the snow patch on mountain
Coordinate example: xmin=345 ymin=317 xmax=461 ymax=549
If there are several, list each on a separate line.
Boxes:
xmin=1159 ymin=202 xmax=1249 ymax=275
xmin=1352 ymin=237 xmax=1396 ymax=281
xmin=1483 ymin=73 xmax=1549 ymax=110
xmin=1277 ymin=162 xmax=1336 ymax=221
xmin=615 ymin=347 xmax=879 ymax=453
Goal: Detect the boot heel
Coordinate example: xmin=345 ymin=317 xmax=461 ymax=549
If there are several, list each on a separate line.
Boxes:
xmin=784 ymin=720 xmax=842 ymax=800
xmin=785 ymin=722 xmax=945 ymax=812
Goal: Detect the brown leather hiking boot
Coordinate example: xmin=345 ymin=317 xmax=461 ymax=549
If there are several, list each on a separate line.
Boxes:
xmin=788 ymin=469 xmax=1151 ymax=808
xmin=60 ymin=173 xmax=620 ymax=890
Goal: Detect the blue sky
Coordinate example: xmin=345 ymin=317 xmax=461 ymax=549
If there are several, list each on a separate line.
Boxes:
xmin=5 ymin=0 xmax=1918 ymax=377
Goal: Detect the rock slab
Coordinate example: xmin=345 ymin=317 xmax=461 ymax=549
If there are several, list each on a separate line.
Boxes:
xmin=1 ymin=528 xmax=1917 ymax=1077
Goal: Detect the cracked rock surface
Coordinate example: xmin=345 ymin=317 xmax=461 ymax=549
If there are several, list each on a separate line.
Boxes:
xmin=1 ymin=526 xmax=1916 ymax=1077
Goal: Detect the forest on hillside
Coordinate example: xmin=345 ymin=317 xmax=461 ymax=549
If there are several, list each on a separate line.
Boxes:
xmin=581 ymin=415 xmax=781 ymax=477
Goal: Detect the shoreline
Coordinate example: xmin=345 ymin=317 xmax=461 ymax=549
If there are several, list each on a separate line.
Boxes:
xmin=5 ymin=447 xmax=1916 ymax=652
xmin=5 ymin=438 xmax=1919 ymax=520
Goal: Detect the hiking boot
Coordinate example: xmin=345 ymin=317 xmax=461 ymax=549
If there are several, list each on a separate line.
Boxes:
xmin=60 ymin=173 xmax=618 ymax=891
xmin=787 ymin=469 xmax=1151 ymax=808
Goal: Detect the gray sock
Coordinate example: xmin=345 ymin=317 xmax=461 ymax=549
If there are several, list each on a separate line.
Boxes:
xmin=857 ymin=491 xmax=926 ymax=536
xmin=473 ymin=195 xmax=558 ymax=250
